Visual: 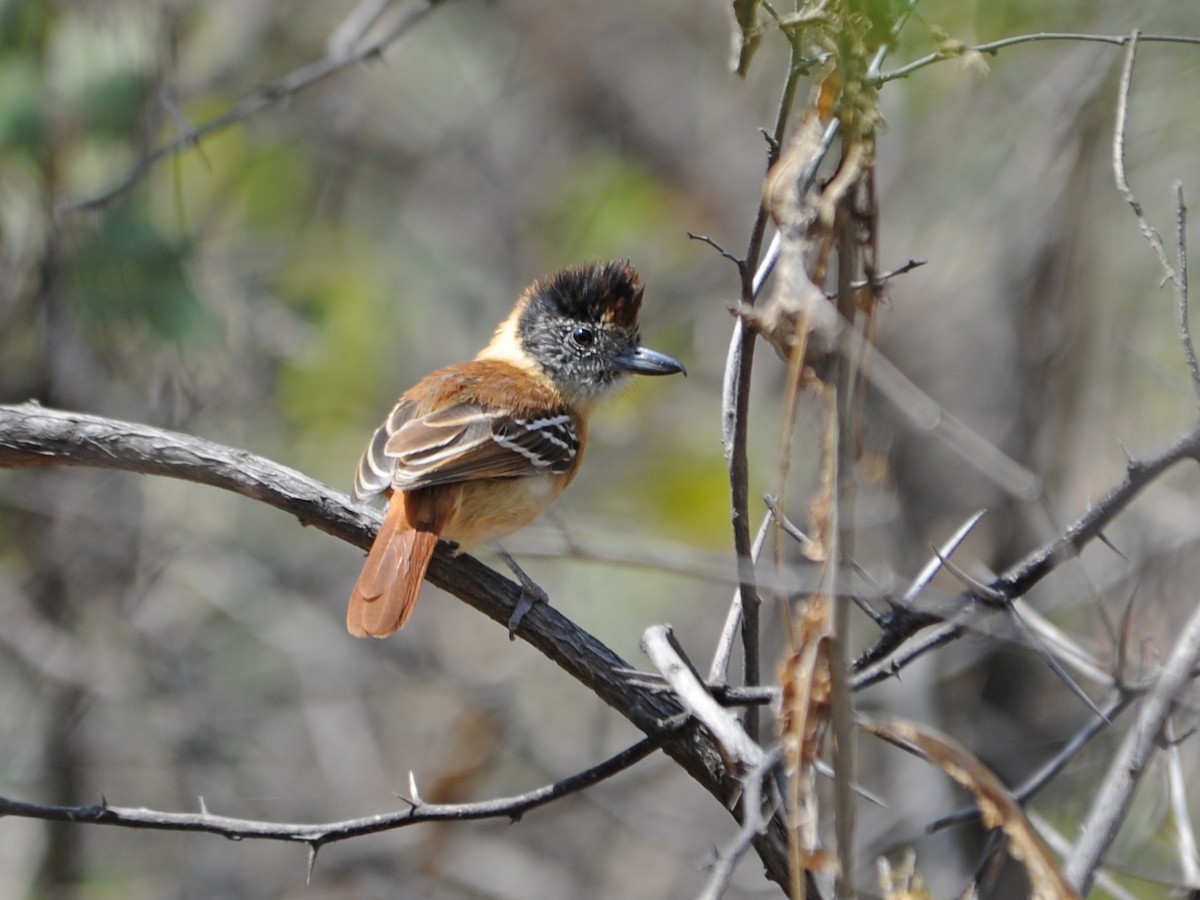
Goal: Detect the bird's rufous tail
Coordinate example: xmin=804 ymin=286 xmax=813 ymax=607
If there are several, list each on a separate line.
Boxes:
xmin=347 ymin=496 xmax=439 ymax=637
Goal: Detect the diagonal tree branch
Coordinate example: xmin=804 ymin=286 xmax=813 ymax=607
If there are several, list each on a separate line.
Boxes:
xmin=0 ymin=401 xmax=809 ymax=895
xmin=852 ymin=419 xmax=1200 ymax=690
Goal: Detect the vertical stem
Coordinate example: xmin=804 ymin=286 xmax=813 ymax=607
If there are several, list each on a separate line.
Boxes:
xmin=829 ymin=204 xmax=858 ymax=898
xmin=726 ymin=43 xmax=807 ymax=741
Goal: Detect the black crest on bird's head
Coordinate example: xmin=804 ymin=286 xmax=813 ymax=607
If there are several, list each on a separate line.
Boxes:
xmin=524 ymin=260 xmax=644 ymax=330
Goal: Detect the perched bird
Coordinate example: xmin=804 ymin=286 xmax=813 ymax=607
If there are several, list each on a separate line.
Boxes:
xmin=347 ymin=261 xmax=685 ymax=638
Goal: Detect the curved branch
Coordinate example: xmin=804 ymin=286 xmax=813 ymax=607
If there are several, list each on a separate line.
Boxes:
xmin=0 ymin=402 xmax=801 ymax=892
xmin=0 ymin=733 xmax=663 ymax=846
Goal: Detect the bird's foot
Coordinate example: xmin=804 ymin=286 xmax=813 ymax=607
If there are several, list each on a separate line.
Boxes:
xmin=492 ymin=543 xmax=549 ymax=640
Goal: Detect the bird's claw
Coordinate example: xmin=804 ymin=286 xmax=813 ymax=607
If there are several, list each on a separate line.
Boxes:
xmin=507 ymin=581 xmax=549 ymax=639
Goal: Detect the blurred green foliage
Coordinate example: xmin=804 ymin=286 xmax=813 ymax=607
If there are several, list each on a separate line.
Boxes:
xmin=0 ymin=56 xmax=44 ymax=156
xmin=275 ymin=236 xmax=388 ymax=436
xmin=68 ymin=208 xmax=207 ymax=342
xmin=533 ymin=155 xmax=678 ymax=263
xmin=80 ymin=69 xmax=149 ymax=139
xmin=0 ymin=0 xmax=50 ymax=51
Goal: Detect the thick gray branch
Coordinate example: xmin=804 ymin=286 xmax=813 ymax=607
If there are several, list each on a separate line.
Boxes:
xmin=0 ymin=402 xmax=802 ymax=893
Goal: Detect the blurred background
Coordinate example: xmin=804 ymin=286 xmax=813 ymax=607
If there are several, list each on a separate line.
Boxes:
xmin=0 ymin=0 xmax=1198 ymax=897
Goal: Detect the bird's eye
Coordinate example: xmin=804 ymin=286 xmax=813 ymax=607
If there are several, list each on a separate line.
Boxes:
xmin=572 ymin=327 xmax=596 ymax=348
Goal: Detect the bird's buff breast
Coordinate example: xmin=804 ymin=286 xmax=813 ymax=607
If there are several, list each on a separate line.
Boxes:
xmin=440 ymin=474 xmax=567 ymax=550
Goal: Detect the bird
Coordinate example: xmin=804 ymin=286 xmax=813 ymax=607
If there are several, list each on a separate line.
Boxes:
xmin=346 ymin=260 xmax=686 ymax=638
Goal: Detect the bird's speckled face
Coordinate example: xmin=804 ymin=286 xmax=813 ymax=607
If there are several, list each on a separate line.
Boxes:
xmin=517 ymin=261 xmax=678 ymax=402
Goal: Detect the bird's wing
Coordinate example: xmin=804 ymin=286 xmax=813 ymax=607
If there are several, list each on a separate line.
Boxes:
xmin=353 ymin=399 xmax=579 ymax=500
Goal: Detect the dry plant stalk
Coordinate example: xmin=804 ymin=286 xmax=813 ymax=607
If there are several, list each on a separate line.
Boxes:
xmin=760 ymin=11 xmax=886 ymax=893
xmin=876 ymin=849 xmax=931 ymax=900
xmin=860 ymin=716 xmax=1081 ymax=900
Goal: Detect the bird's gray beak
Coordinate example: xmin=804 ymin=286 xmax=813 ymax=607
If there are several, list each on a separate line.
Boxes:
xmin=613 ymin=345 xmax=687 ymax=376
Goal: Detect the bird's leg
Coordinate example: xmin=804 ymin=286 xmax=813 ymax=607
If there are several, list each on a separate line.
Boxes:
xmin=491 ymin=542 xmax=549 ymax=639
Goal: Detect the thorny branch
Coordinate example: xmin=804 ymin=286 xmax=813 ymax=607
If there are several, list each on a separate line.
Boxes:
xmin=852 ymin=419 xmax=1200 ymax=690
xmin=0 ymin=733 xmax=664 ymax=846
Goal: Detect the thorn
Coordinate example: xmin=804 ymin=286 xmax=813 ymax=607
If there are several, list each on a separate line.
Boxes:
xmin=1095 ymin=528 xmax=1128 ymax=560
xmin=408 ymin=771 xmax=422 ymax=807
xmin=1115 ymin=582 xmax=1138 ymax=688
xmin=198 ymin=795 xmax=208 ymax=815
xmin=613 ymin=666 xmax=663 ymax=680
xmin=902 ymin=510 xmax=988 ymax=605
xmin=762 ymin=494 xmax=817 ymax=557
xmin=1008 ymin=604 xmax=1112 ymax=726
xmin=625 ymin=677 xmax=676 ymax=692
xmin=931 ymin=546 xmax=1005 ymax=604
xmin=306 ymin=842 xmax=319 ymax=884
xmin=100 ymin=794 xmax=109 ymax=808
xmin=850 ymin=592 xmax=887 ymax=626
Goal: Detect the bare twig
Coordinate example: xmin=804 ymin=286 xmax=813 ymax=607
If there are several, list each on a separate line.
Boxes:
xmin=708 ymin=513 xmax=773 ymax=684
xmin=56 ymin=0 xmax=452 ymax=213
xmin=697 ymin=747 xmax=784 ymax=900
xmin=1111 ymin=32 xmax=1198 ymax=406
xmin=877 ymin=31 xmax=1200 ymax=86
xmin=1177 ymin=183 xmax=1194 ymax=401
xmin=688 ymin=231 xmax=743 ymax=267
xmin=763 ymin=494 xmax=818 ymax=558
xmin=0 ymin=733 xmax=664 ymax=845
xmin=1165 ymin=717 xmax=1200 ymax=885
xmin=1112 ymin=31 xmax=1169 ymax=271
xmin=842 ymin=257 xmax=926 ymax=294
xmin=1065 ymin=590 xmax=1200 ymax=894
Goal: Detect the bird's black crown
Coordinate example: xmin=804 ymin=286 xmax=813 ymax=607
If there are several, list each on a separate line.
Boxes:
xmin=522 ymin=260 xmax=644 ymax=331
xmin=516 ymin=261 xmax=646 ymax=400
